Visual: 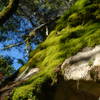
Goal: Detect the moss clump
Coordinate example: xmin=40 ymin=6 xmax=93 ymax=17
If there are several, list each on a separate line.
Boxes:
xmin=12 ymin=0 xmax=100 ymax=99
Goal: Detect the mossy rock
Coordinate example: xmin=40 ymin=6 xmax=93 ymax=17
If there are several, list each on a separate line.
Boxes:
xmin=11 ymin=0 xmax=100 ymax=100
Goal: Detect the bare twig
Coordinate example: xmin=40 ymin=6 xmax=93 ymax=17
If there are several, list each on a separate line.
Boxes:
xmin=0 ymin=41 xmax=24 ymax=50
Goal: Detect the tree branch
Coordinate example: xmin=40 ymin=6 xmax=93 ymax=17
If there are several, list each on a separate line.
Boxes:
xmin=0 ymin=41 xmax=24 ymax=50
xmin=0 ymin=16 xmax=59 ymax=50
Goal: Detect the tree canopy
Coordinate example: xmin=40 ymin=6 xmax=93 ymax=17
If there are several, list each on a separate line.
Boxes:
xmin=0 ymin=56 xmax=15 ymax=78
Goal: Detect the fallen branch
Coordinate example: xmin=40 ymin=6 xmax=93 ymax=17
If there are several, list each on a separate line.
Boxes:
xmin=0 ymin=80 xmax=26 ymax=93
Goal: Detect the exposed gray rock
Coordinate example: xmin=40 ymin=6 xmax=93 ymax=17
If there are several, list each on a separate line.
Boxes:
xmin=61 ymin=45 xmax=100 ymax=100
xmin=60 ymin=45 xmax=100 ymax=100
xmin=61 ymin=45 xmax=100 ymax=80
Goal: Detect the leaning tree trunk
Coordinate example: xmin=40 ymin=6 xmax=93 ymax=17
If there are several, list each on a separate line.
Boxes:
xmin=0 ymin=0 xmax=19 ymax=24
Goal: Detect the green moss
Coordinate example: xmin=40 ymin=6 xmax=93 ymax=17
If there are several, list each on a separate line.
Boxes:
xmin=56 ymin=0 xmax=100 ymax=30
xmin=12 ymin=0 xmax=100 ymax=99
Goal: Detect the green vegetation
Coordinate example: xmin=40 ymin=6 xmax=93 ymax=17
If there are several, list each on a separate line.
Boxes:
xmin=12 ymin=0 xmax=100 ymax=99
xmin=0 ymin=0 xmax=18 ymax=24
xmin=0 ymin=0 xmax=9 ymax=11
xmin=0 ymin=56 xmax=15 ymax=77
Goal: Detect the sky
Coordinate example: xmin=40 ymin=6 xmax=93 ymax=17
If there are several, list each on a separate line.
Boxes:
xmin=0 ymin=45 xmax=25 ymax=69
xmin=0 ymin=15 xmax=36 ymax=70
xmin=0 ymin=42 xmax=36 ymax=70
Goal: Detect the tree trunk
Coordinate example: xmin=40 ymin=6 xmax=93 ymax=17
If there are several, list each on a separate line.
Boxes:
xmin=0 ymin=0 xmax=19 ymax=25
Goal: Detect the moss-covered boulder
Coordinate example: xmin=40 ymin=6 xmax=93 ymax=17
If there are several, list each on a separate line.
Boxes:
xmin=0 ymin=0 xmax=100 ymax=100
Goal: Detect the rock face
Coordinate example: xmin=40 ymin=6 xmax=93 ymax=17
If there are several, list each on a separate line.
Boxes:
xmin=60 ymin=45 xmax=100 ymax=99
xmin=61 ymin=45 xmax=100 ymax=80
xmin=53 ymin=80 xmax=99 ymax=100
